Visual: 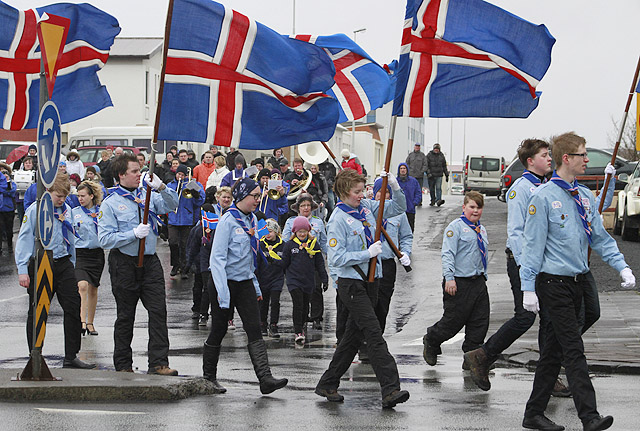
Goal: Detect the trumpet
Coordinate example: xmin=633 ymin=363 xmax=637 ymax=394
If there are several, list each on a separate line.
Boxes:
xmin=259 ymin=173 xmax=281 ymax=213
xmin=181 ymin=167 xmax=200 ymax=199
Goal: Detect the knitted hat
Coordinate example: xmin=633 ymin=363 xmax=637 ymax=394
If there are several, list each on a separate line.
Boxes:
xmin=176 ymin=164 xmax=188 ymax=175
xmin=234 ymin=154 xmax=246 ymax=167
xmin=28 ymin=144 xmax=37 ymax=151
xmin=270 ymin=168 xmax=281 ymax=176
xmin=69 ymin=173 xmax=81 ymax=184
xmin=231 ymin=176 xmax=258 ymax=202
xmin=340 ymin=149 xmax=350 ymax=158
xmin=433 ymin=143 xmax=441 ymax=149
xmin=258 ymin=168 xmax=271 ymax=180
xmin=372 ymin=178 xmax=392 ymax=199
xmin=291 ymin=192 xmax=318 ymax=212
xmin=86 ymin=165 xmax=98 ymax=175
xmin=265 ymin=218 xmax=281 ymax=235
xmin=291 ymin=216 xmax=311 ymax=233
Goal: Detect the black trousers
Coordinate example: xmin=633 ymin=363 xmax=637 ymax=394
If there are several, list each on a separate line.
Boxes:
xmin=26 ymin=256 xmax=81 ymax=360
xmin=206 ymin=279 xmax=262 ymax=346
xmin=317 ymin=278 xmax=401 ymax=398
xmin=308 ymin=269 xmax=324 ymax=322
xmin=525 ymin=273 xmax=600 ymax=425
xmin=168 ymin=225 xmax=191 ymax=268
xmin=375 ymin=259 xmax=397 ymax=332
xmin=109 ymin=250 xmax=170 ymax=371
xmin=406 ymin=212 xmax=415 ymax=233
xmin=426 ymin=276 xmax=490 ymax=353
xmin=260 ymin=287 xmax=281 ymax=325
xmin=191 ymin=271 xmax=204 ymax=313
xmin=198 ymin=272 xmax=214 ymax=317
xmin=290 ymin=289 xmax=310 ymax=333
xmin=483 ymin=254 xmax=537 ymax=362
xmin=0 ymin=210 xmax=14 ymax=250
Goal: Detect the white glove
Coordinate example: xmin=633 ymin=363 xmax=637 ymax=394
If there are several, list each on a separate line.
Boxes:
xmin=620 ymin=267 xmax=636 ymax=289
xmin=604 ymin=162 xmax=616 ymax=177
xmin=367 ymin=240 xmax=382 ymax=258
xmin=399 ymin=252 xmax=411 ymax=266
xmin=523 ymin=291 xmax=539 ymax=313
xmin=141 ymin=172 xmax=163 ymax=191
xmin=133 ymin=223 xmax=151 ymax=239
xmin=387 ymin=172 xmax=400 ymax=191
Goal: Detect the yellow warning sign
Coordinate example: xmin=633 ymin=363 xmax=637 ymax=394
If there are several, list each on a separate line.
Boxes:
xmin=34 ymin=250 xmax=54 ymax=349
xmin=36 ymin=13 xmax=70 ymax=97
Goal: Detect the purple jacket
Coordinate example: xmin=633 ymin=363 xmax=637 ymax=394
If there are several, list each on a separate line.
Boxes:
xmin=397 ymin=162 xmax=422 ymax=214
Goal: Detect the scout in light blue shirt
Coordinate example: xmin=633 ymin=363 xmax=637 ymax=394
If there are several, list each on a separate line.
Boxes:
xmin=16 ymin=201 xmax=76 ymax=274
xmin=98 ymin=184 xmax=178 ymax=256
xmin=519 ymin=177 xmax=628 ymax=292
xmin=441 ymin=217 xmax=488 ymax=281
xmin=72 ymin=203 xmax=101 ymax=249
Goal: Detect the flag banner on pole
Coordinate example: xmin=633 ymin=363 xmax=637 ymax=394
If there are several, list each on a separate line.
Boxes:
xmin=393 ymin=0 xmax=555 ymax=118
xmin=293 ymin=34 xmax=391 ymax=124
xmin=157 ymin=0 xmax=339 ymax=149
xmin=201 ymin=209 xmax=218 ymax=230
xmin=0 ymin=1 xmax=121 ymax=130
xmin=636 ymin=80 xmax=640 ymax=151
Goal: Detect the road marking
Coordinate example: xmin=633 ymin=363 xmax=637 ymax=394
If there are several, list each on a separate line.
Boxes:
xmin=0 ymin=294 xmax=28 ymax=303
xmin=404 ymin=333 xmax=465 ymax=346
xmin=35 ymin=408 xmax=146 ymax=415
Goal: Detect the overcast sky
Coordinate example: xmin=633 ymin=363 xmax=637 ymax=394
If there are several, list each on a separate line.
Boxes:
xmin=18 ymin=0 xmax=640 ymax=164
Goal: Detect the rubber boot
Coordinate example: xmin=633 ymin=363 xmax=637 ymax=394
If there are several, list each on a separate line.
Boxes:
xmin=247 ymin=339 xmax=288 ymax=394
xmin=203 ymin=343 xmax=227 ymax=393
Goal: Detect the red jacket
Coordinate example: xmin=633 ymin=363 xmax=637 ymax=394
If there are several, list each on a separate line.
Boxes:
xmin=341 ymin=157 xmax=362 ymax=175
xmin=193 ymin=162 xmax=216 ymax=190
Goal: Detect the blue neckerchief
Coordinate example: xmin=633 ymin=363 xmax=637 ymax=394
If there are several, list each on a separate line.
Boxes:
xmin=522 ymin=170 xmax=546 ymax=187
xmin=460 ymin=214 xmax=487 ymax=272
xmin=549 ymin=171 xmax=592 ymax=244
xmin=336 ymin=201 xmax=373 ymax=247
xmin=55 ymin=206 xmax=80 ymax=254
xmin=226 ymin=204 xmax=260 ymax=267
xmin=112 ymin=186 xmax=163 ymax=235
xmin=80 ymin=205 xmax=99 ymax=233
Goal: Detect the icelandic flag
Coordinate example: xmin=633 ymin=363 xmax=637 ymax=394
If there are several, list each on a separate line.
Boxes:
xmin=293 ymin=34 xmax=391 ymax=124
xmin=393 ymin=0 xmax=555 ymax=118
xmin=0 ymin=1 xmax=120 ymax=130
xmin=201 ymin=209 xmax=218 ymax=230
xmin=257 ymin=218 xmax=268 ymax=238
xmin=157 ymin=0 xmax=339 ymax=149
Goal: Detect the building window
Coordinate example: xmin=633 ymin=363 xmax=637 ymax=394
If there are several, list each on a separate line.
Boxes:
xmin=145 ymin=71 xmax=149 ymax=105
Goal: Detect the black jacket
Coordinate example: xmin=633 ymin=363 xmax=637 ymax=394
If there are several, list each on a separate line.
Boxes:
xmin=279 ymin=236 xmax=328 ymax=293
xmin=185 ymin=220 xmax=214 ymax=273
xmin=426 ymin=150 xmax=449 ymax=178
xmin=257 ymin=236 xmax=285 ymax=292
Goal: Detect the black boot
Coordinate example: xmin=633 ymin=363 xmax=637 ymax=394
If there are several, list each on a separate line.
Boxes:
xmin=247 ymin=339 xmax=288 ymax=394
xmin=203 ymin=343 xmax=227 ymax=393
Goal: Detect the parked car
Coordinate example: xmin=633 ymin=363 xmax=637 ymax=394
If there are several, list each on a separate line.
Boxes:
xmin=614 ymin=162 xmax=640 ymax=240
xmin=498 ymin=147 xmax=635 ymax=202
xmin=463 ymin=155 xmax=505 ymax=196
xmin=0 ymin=141 xmax=28 ymax=164
xmin=76 ymin=146 xmax=146 ymax=167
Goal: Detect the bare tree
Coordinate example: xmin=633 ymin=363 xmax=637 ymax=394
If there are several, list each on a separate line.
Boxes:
xmin=607 ymin=106 xmax=638 ymax=161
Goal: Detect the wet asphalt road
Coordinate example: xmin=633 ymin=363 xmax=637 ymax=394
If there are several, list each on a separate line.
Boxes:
xmin=1 ymin=196 xmax=640 ymax=430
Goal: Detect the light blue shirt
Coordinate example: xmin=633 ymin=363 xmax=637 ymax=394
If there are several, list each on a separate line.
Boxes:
xmin=519 ymin=180 xmax=628 ymax=292
xmin=326 ymin=188 xmax=406 ymax=282
xmin=282 ymin=214 xmax=327 ymax=253
xmin=98 ymin=186 xmax=178 ymax=256
xmin=507 ymin=176 xmax=615 ymax=266
xmin=380 ymin=211 xmax=413 ymax=260
xmin=210 ymin=209 xmax=261 ymax=309
xmin=442 ymin=218 xmax=488 ymax=281
xmin=15 ymin=202 xmax=76 ymax=274
xmin=71 ymin=205 xmax=101 ymax=249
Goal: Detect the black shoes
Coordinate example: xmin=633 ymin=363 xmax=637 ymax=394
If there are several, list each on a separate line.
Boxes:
xmin=261 ymin=323 xmax=268 ymax=337
xmin=429 ymin=201 xmax=435 ymax=206
xmin=551 ymin=377 xmax=571 ymax=397
xmin=464 ymin=348 xmax=491 ymax=391
xmin=315 ymin=387 xmax=344 ymax=402
xmin=522 ymin=415 xmax=565 ymax=431
xmin=381 ymin=389 xmax=410 ymax=408
xmin=584 ymin=415 xmax=613 ymax=431
xmin=422 ymin=336 xmax=438 ymax=366
xmin=268 ymin=323 xmax=280 ymax=339
xmin=170 ymin=266 xmax=179 ymax=277
xmin=63 ymin=357 xmax=96 ymax=369
xmin=312 ymin=320 xmax=322 ymax=330
xmin=436 ymin=199 xmax=445 ymax=206
xmin=86 ymin=323 xmax=98 ymax=336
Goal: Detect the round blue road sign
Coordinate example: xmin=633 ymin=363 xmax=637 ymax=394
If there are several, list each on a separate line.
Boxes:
xmin=37 ymin=101 xmax=62 ymax=189
xmin=38 ymin=191 xmax=55 ymax=248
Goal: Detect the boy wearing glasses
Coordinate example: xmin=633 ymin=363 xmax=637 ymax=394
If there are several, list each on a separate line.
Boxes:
xmin=518 ymin=132 xmax=634 ymax=431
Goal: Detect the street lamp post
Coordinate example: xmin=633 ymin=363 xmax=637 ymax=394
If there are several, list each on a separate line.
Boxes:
xmin=351 ymin=28 xmax=366 ymax=150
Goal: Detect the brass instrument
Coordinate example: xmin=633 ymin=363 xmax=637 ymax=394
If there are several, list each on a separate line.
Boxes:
xmin=259 ymin=173 xmax=281 ymax=213
xmin=181 ymin=167 xmax=200 ymax=199
xmin=287 ymin=168 xmax=312 ymax=201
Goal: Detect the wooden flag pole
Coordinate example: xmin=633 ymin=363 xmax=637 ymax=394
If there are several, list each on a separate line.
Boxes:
xmin=321 ymin=140 xmax=409 ymax=271
xmin=597 ymin=56 xmax=640 ymax=215
xmin=137 ymin=0 xmax=175 ymax=268
xmin=368 ymin=116 xmax=397 ymax=282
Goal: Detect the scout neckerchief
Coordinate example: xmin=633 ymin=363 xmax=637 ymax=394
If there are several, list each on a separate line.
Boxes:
xmin=549 ymin=171 xmax=592 ymax=244
xmin=293 ymin=235 xmax=321 ymax=257
xmin=81 ymin=204 xmax=99 ymax=233
xmin=521 ymin=170 xmax=546 ymax=187
xmin=226 ymin=204 xmax=259 ymax=267
xmin=55 ymin=206 xmax=80 ymax=253
xmin=261 ymin=236 xmax=283 ymax=260
xmin=112 ymin=186 xmax=163 ymax=235
xmin=460 ymin=214 xmax=487 ymax=272
xmin=336 ymin=200 xmax=373 ymax=247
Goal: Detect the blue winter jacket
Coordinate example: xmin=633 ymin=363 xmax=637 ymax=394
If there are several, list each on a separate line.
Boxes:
xmin=167 ymin=179 xmax=205 ymax=226
xmin=0 ymin=175 xmax=16 ymax=211
xmin=397 ymin=162 xmax=422 ymax=214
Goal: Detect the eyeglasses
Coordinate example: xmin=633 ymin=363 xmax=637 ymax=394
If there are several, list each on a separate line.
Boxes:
xmin=248 ymin=193 xmax=262 ymax=200
xmin=567 ymin=153 xmax=588 ymax=159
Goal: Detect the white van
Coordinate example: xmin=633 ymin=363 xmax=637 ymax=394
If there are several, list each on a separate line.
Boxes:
xmin=463 ymin=155 xmax=505 ymax=196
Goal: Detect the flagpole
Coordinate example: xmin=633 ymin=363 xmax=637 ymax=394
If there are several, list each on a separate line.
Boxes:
xmin=368 ymin=115 xmax=397 ymax=282
xmin=597 ymin=56 xmax=640 ymax=215
xmin=320 ymin=141 xmax=343 ymax=171
xmin=137 ymin=0 xmax=175 ymax=268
